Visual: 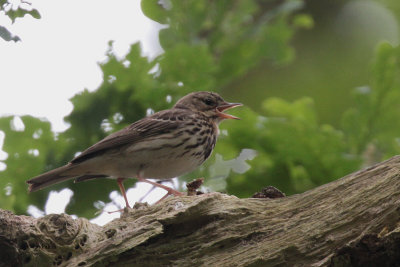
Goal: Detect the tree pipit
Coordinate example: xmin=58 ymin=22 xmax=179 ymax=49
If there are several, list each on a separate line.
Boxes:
xmin=27 ymin=92 xmax=242 ymax=208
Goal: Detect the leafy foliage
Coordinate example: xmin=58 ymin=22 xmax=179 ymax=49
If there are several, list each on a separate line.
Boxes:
xmin=1 ymin=0 xmax=400 ymax=219
xmin=0 ymin=116 xmax=66 ymax=213
xmin=342 ymin=43 xmax=400 ymax=158
xmin=0 ymin=0 xmax=41 ymax=42
xmin=222 ymin=43 xmax=400 ymax=196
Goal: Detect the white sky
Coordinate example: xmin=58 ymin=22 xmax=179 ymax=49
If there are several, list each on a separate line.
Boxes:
xmin=0 ymin=0 xmax=166 ymax=224
xmin=0 ymin=0 xmax=163 ymax=132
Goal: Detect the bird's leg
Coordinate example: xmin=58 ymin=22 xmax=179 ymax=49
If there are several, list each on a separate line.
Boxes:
xmin=136 ymin=175 xmax=184 ymax=197
xmin=117 ymin=177 xmax=131 ymax=208
xmin=138 ymin=181 xmax=163 ymax=202
xmin=107 ymin=178 xmax=131 ymax=214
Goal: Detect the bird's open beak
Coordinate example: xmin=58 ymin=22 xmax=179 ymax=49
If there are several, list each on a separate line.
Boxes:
xmin=216 ymin=102 xmax=243 ymax=120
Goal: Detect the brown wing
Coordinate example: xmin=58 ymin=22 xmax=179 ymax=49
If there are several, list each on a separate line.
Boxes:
xmin=70 ymin=110 xmax=184 ymax=164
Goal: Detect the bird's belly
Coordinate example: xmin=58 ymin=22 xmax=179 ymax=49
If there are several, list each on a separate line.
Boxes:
xmin=98 ymin=135 xmax=211 ymax=179
xmin=141 ymin=155 xmax=201 ymax=179
xmin=127 ymin=138 xmax=205 ymax=178
xmin=81 ymin=125 xmax=217 ymax=179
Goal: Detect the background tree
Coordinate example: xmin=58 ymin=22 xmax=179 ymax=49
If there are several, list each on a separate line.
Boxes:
xmin=1 ymin=0 xmax=400 ymax=219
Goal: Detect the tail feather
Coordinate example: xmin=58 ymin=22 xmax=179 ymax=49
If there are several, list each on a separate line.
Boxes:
xmin=26 ymin=164 xmax=78 ymax=192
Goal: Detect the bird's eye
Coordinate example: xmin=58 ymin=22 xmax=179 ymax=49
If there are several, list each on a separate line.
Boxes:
xmin=204 ymin=98 xmax=214 ymax=106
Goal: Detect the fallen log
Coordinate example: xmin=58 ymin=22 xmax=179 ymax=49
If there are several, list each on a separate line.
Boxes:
xmin=2 ymin=156 xmax=400 ymax=266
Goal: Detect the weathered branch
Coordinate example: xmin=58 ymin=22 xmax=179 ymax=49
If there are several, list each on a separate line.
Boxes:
xmin=2 ymin=156 xmax=400 ymax=266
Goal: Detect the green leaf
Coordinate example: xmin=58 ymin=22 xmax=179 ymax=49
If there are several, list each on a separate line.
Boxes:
xmin=28 ymin=8 xmax=41 ymax=20
xmin=141 ymin=0 xmax=168 ymax=24
xmin=292 ymin=14 xmax=314 ymax=29
xmin=0 ymin=25 xmax=20 ymax=42
xmin=159 ymin=43 xmax=217 ymax=91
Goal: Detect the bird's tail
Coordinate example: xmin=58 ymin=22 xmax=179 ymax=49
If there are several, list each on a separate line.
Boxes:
xmin=26 ymin=164 xmax=78 ymax=192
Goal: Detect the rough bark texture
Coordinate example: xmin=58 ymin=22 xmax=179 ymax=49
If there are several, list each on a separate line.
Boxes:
xmin=2 ymin=156 xmax=400 ymax=267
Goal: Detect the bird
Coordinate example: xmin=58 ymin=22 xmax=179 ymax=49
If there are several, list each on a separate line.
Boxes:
xmin=27 ymin=91 xmax=242 ymax=208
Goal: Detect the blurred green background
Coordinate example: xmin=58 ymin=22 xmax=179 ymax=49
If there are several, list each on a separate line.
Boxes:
xmin=1 ymin=0 xmax=400 ymax=219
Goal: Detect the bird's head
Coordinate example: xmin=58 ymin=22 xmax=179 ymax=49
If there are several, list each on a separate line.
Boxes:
xmin=174 ymin=92 xmax=242 ymax=123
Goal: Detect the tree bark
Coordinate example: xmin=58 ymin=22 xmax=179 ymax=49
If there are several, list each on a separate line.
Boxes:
xmin=2 ymin=156 xmax=400 ymax=267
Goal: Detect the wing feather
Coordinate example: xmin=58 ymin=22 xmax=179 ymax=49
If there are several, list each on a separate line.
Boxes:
xmin=71 ymin=111 xmax=184 ymax=164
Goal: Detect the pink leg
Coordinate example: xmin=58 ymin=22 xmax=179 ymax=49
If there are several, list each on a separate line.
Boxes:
xmin=108 ymin=176 xmax=183 ymax=213
xmin=117 ymin=178 xmax=131 ymax=208
xmin=137 ymin=176 xmax=184 ymax=197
